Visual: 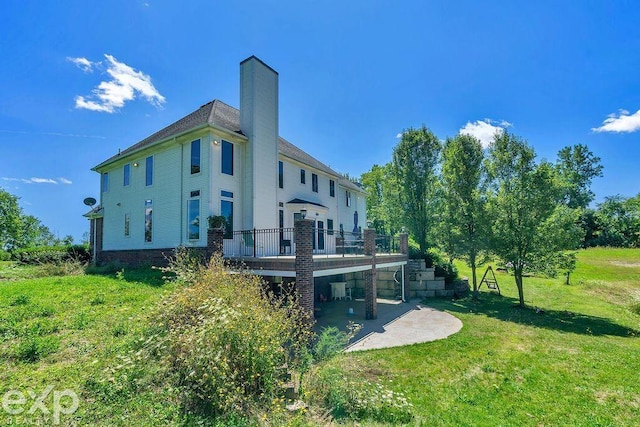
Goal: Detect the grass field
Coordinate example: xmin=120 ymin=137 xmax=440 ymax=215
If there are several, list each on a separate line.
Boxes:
xmin=323 ymin=247 xmax=640 ymax=425
xmin=1 ymin=247 xmax=639 ymax=425
xmin=0 ymin=264 xmax=181 ymax=425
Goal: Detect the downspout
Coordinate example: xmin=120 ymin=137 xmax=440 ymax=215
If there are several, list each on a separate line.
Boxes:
xmin=179 ymin=137 xmax=184 ymax=246
xmin=92 ymin=218 xmax=96 ymax=264
xmin=401 ymin=264 xmax=406 ymax=302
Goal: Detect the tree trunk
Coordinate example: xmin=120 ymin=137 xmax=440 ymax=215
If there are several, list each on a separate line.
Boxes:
xmin=515 ymin=269 xmax=525 ymax=307
xmin=471 ymin=263 xmax=479 ymax=299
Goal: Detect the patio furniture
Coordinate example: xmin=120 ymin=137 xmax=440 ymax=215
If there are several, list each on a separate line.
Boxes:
xmin=280 ymin=239 xmax=292 ymax=254
xmin=330 ymin=282 xmax=347 ymax=300
xmin=242 ymin=230 xmax=255 ymax=256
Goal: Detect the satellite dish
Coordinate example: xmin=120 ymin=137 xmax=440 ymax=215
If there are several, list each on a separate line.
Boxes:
xmin=83 ymin=197 xmax=97 ymax=207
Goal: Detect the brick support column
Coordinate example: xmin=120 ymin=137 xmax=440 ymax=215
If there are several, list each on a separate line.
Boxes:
xmin=295 ymin=219 xmax=315 ymax=319
xmin=399 ymin=233 xmax=409 ymax=255
xmin=364 ymin=228 xmax=377 ymax=319
xmin=207 ymin=228 xmax=224 ymax=259
xmin=400 ymin=233 xmax=410 ymax=302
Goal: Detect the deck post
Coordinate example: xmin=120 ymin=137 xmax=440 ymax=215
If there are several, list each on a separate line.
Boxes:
xmin=206 ymin=228 xmax=224 ymax=259
xmin=295 ymin=219 xmax=315 ymax=319
xmin=364 ymin=228 xmax=377 ymax=319
xmin=400 ymin=232 xmax=410 ymax=302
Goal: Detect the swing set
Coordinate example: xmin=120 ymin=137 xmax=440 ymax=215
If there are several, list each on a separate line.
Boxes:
xmin=478 ymin=265 xmax=500 ymax=295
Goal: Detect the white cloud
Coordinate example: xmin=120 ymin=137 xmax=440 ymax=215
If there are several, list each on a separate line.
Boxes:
xmin=592 ymin=109 xmax=640 ymax=133
xmin=459 ymin=119 xmax=511 ymax=148
xmin=0 ymin=129 xmax=106 ymax=139
xmin=2 ymin=177 xmax=68 ymax=185
xmin=28 ymin=177 xmax=58 ymax=184
xmin=73 ymin=54 xmax=165 ymax=113
xmin=58 ymin=177 xmax=73 ymax=185
xmin=396 ymin=132 xmax=403 ymax=139
xmin=67 ymin=56 xmax=94 ymax=73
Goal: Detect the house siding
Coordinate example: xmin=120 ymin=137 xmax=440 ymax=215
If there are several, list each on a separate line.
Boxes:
xmin=278 ymin=157 xmax=339 ymax=229
xmin=338 ymin=183 xmax=367 ymax=236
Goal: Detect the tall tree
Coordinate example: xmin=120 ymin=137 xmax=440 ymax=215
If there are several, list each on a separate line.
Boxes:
xmin=391 ymin=126 xmax=441 ymax=254
xmin=0 ymin=188 xmax=58 ymax=250
xmin=361 ymin=164 xmax=402 ymax=235
xmin=486 ymin=132 xmax=581 ymax=307
xmin=0 ymin=188 xmax=23 ymax=250
xmin=593 ymin=195 xmax=640 ymax=247
xmin=555 ymin=144 xmax=603 ymax=209
xmin=440 ymin=134 xmax=488 ymax=294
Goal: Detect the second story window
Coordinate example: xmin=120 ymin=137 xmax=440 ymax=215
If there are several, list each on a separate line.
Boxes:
xmin=279 ymin=161 xmax=284 ymax=188
xmin=222 ymin=140 xmax=233 ymax=175
xmin=346 ymin=190 xmax=351 ymax=207
xmin=329 ymin=179 xmax=335 ymax=197
xmin=102 ymin=172 xmax=109 ymax=193
xmin=300 ymin=169 xmax=306 ymax=184
xmin=312 ymin=173 xmax=318 ymax=193
xmin=123 ymin=164 xmax=130 ymax=187
xmin=191 ymin=139 xmax=201 ymax=174
xmin=145 ymin=156 xmax=153 ymax=186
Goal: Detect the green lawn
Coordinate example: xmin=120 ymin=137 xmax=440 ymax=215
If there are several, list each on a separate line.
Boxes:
xmin=0 ymin=263 xmax=180 ymax=426
xmin=1 ymin=248 xmax=639 ymax=425
xmin=323 ymin=247 xmax=640 ymax=425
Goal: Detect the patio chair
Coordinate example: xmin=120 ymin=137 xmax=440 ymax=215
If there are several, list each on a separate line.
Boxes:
xmin=242 ymin=231 xmax=255 ymax=256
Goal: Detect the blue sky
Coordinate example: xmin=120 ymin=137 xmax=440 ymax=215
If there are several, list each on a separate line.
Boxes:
xmin=1 ymin=0 xmax=639 ymax=242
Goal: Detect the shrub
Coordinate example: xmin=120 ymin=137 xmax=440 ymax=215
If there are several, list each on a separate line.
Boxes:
xmin=38 ymin=259 xmax=85 ymax=277
xmin=0 ymin=250 xmax=10 ymax=261
xmin=143 ymin=254 xmax=313 ymax=416
xmin=308 ymin=366 xmax=413 ymax=423
xmin=313 ymin=322 xmax=361 ymax=363
xmin=85 ymin=261 xmax=126 ymax=275
xmin=12 ymin=245 xmax=91 ymax=265
xmin=153 ymin=245 xmax=203 ymax=284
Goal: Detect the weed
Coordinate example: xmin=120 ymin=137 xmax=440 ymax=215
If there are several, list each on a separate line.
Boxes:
xmin=72 ymin=312 xmax=91 ymax=330
xmin=111 ymin=323 xmax=127 ymax=337
xmin=307 ymin=365 xmax=413 ymax=423
xmin=14 ymin=335 xmax=60 ymax=362
xmin=10 ymin=294 xmax=30 ymax=306
xmin=313 ymin=322 xmax=361 ymax=362
xmin=90 ymin=294 xmax=106 ymax=306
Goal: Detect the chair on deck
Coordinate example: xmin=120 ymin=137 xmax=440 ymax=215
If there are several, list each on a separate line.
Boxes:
xmin=242 ymin=231 xmax=255 ymax=256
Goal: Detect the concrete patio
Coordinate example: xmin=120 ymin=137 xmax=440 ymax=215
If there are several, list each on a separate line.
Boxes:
xmin=313 ymin=298 xmax=463 ymax=352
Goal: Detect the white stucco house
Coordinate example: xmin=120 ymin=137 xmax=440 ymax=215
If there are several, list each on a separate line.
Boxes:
xmin=87 ymin=56 xmax=368 ymax=263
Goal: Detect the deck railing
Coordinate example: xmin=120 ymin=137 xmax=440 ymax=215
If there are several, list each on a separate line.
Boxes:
xmin=221 ymin=227 xmax=401 ymax=258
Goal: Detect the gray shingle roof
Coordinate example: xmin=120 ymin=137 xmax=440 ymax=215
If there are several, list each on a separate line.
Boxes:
xmin=94 ymin=99 xmax=364 ymax=193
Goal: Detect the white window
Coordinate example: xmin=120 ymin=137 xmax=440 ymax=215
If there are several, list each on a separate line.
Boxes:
xmin=187 ymin=198 xmax=200 ymax=240
xmin=144 ymin=199 xmax=153 ymax=242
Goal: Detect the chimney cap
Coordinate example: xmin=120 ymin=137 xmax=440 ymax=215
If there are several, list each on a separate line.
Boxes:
xmin=240 ymin=55 xmax=279 ymax=75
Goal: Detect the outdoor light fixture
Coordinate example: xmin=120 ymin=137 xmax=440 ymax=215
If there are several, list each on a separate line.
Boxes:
xmin=300 ymin=208 xmax=307 ymax=219
xmin=367 ymin=220 xmax=372 ymax=228
xmin=213 ymin=139 xmax=220 ymax=145
xmin=401 ymin=226 xmax=406 ymax=233
xmin=133 ymin=162 xmax=139 ymax=167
